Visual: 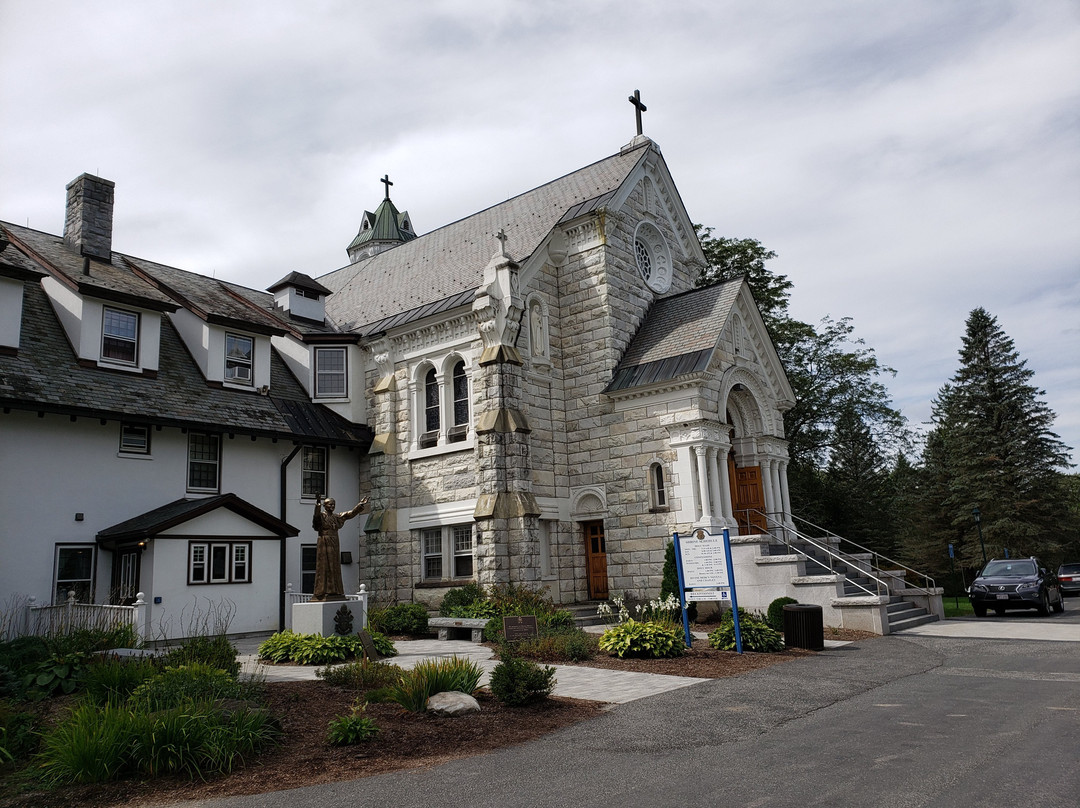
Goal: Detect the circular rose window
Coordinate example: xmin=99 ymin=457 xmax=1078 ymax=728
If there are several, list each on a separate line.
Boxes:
xmin=633 ymin=221 xmax=672 ymax=293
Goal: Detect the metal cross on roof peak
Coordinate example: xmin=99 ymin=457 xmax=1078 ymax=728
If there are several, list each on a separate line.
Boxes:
xmin=380 ymin=174 xmax=393 ymax=199
xmin=628 ymin=89 xmax=647 ymax=136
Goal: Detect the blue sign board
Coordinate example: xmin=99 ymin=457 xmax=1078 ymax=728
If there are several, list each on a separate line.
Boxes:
xmin=673 ymin=528 xmax=743 ymax=654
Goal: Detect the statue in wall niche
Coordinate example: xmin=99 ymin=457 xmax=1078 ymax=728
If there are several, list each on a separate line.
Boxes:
xmin=313 ymin=494 xmax=368 ymax=602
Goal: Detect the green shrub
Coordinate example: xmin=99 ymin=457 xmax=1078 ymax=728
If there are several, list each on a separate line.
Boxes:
xmin=487 ymin=583 xmax=553 ymax=617
xmin=46 ymin=625 xmax=140 ymax=656
xmin=438 ymin=583 xmax=485 ymax=616
xmin=598 ymin=619 xmax=685 ymax=659
xmin=767 ymin=597 xmax=799 ymax=632
xmin=368 ymin=603 xmax=429 ymax=636
xmin=315 ymin=659 xmax=405 ymax=690
xmin=258 ymin=630 xmax=396 ymax=665
xmin=128 ymin=663 xmax=250 ymax=711
xmin=37 ymin=699 xmax=280 ymax=784
xmin=0 ymin=636 xmax=49 ymax=679
xmin=446 ymin=600 xmax=499 ymax=620
xmin=489 ymin=655 xmax=555 ymax=706
xmin=82 ymin=657 xmax=159 ymax=707
xmin=23 ymin=649 xmax=93 ymax=696
xmin=707 ymin=618 xmax=785 ymax=653
xmin=36 ymin=703 xmax=135 ymax=784
xmin=389 ymin=656 xmax=485 ymax=712
xmin=368 ymin=630 xmax=398 ymax=659
xmin=327 ymin=699 xmax=379 ymax=745
xmin=542 ymin=610 xmax=575 ymax=631
xmin=512 ymin=629 xmax=597 ymax=662
xmin=162 ymin=634 xmax=240 ymax=678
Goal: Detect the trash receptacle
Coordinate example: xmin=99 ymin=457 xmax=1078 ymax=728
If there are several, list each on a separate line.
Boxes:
xmin=783 ymin=604 xmax=824 ymax=651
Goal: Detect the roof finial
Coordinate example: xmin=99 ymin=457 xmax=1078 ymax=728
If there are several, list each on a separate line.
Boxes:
xmin=380 ymin=174 xmax=393 ymax=200
xmin=628 ymin=89 xmax=647 ymax=137
xmin=496 ymin=228 xmax=509 ymax=258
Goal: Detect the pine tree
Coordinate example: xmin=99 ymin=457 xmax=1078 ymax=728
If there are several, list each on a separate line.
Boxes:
xmin=822 ymin=403 xmax=893 ymax=552
xmin=923 ymin=308 xmax=1074 ymax=566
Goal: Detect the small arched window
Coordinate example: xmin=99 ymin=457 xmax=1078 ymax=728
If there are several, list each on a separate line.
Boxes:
xmin=448 ymin=360 xmax=469 ymax=443
xmin=420 ymin=367 xmax=439 ymax=448
xmin=650 ymin=462 xmax=668 ymax=510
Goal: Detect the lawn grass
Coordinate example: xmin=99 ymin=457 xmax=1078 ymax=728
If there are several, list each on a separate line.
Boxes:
xmin=942 ymin=598 xmax=974 ymax=618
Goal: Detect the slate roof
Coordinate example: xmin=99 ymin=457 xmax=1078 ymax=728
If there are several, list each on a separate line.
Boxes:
xmin=606 ymin=279 xmax=743 ymax=392
xmin=0 ymin=280 xmax=370 ymax=447
xmin=96 ymin=493 xmax=298 ymax=547
xmin=320 ymin=143 xmax=651 ymax=333
xmin=3 ymin=225 xmax=177 ymax=311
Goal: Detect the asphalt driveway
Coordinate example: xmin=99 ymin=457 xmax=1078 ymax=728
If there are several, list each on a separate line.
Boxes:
xmin=161 ymin=627 xmax=1080 ymax=808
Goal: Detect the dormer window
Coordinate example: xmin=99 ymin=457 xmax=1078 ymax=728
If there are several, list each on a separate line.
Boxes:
xmin=296 ymin=289 xmax=321 ymax=300
xmin=225 ymin=333 xmax=253 ymax=384
xmin=102 ymin=307 xmax=138 ymax=365
xmin=314 ymin=347 xmax=347 ymax=398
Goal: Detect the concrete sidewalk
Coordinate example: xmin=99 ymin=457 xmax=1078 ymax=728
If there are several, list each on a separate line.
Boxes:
xmin=893 ymin=616 xmax=1079 ymax=642
xmin=235 ymin=636 xmax=710 ymax=704
xmin=234 ymin=632 xmax=855 ymax=704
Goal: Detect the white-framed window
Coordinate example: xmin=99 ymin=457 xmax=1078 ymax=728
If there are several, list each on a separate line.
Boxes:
xmin=448 ymin=360 xmax=469 ymax=443
xmin=412 ymin=356 xmax=473 ymax=454
xmin=649 ymin=462 xmax=668 ymax=510
xmin=420 ymin=366 xmax=440 ymax=448
xmin=420 ymin=524 xmax=475 ymax=581
xmin=225 ymin=333 xmax=253 ymax=384
xmin=297 ymin=288 xmax=321 ymax=300
xmin=300 ymin=545 xmax=317 ymax=594
xmin=187 ymin=432 xmax=221 ymax=492
xmin=54 ymin=545 xmax=95 ymax=604
xmin=119 ymin=423 xmax=151 ymax=454
xmin=301 ymin=446 xmax=327 ymax=500
xmin=101 ymin=307 xmax=139 ymax=365
xmin=188 ymin=541 xmax=251 ymax=585
xmin=314 ymin=347 xmax=347 ymax=398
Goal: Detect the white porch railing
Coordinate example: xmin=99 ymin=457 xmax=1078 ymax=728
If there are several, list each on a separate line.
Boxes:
xmin=21 ymin=590 xmax=149 ymax=640
xmin=284 ymin=584 xmax=368 ymax=631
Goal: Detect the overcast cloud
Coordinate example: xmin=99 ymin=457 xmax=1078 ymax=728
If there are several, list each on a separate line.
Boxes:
xmin=2 ymin=0 xmax=1077 ymax=459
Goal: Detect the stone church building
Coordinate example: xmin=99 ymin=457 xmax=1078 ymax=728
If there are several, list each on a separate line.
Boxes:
xmin=0 ymin=129 xmax=796 ymax=635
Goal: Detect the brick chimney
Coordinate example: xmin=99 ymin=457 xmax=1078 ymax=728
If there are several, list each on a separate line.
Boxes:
xmin=64 ymin=174 xmax=115 ymax=262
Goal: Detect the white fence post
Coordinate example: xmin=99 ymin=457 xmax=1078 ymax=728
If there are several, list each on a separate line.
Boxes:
xmin=133 ymin=592 xmax=148 ymax=643
xmin=357 ymin=584 xmax=368 ymax=629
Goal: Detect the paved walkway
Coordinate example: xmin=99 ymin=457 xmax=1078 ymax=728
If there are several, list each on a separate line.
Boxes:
xmin=234 ymin=632 xmax=853 ymax=704
xmin=894 ymin=616 xmax=1079 ymax=642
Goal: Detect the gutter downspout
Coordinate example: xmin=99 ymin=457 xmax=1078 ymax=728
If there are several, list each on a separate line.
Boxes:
xmin=279 ymin=444 xmax=302 ymax=631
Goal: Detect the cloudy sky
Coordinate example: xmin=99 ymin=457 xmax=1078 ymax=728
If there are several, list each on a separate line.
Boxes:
xmin=2 ymin=0 xmax=1078 ymax=460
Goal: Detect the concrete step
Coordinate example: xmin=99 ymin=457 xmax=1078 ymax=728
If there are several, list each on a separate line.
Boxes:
xmin=888 ymin=612 xmax=939 ymax=631
xmin=562 ymin=601 xmax=608 ymax=628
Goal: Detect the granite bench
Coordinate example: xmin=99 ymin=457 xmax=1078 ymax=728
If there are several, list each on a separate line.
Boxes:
xmin=427 ymin=617 xmax=488 ymax=642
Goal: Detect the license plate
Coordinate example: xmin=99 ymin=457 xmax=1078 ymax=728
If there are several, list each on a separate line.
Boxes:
xmin=996 ymin=594 xmax=1009 ymax=600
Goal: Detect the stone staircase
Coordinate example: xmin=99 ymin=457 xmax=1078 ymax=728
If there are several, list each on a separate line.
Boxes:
xmin=734 ymin=521 xmax=944 ymax=635
xmin=562 ymin=601 xmax=608 ymax=629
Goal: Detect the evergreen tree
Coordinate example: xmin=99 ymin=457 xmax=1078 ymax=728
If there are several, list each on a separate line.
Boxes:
xmin=822 ymin=403 xmax=893 ymax=552
xmin=922 ymin=308 xmax=1074 ymax=566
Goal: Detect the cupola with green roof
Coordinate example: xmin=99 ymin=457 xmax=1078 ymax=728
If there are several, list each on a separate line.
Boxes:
xmin=346 ymin=174 xmax=417 ymax=263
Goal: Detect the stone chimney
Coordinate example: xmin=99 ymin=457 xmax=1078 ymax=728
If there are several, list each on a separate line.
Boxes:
xmin=64 ymin=174 xmax=115 ymax=262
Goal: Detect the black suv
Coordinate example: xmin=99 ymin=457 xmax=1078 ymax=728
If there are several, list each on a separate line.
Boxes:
xmin=968 ymin=558 xmax=1064 ymax=617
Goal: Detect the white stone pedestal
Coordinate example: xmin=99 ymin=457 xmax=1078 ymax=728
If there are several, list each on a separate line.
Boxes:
xmin=292 ymin=599 xmax=360 ymax=637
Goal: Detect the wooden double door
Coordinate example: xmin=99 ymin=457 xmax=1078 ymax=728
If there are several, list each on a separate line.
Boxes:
xmin=731 ymin=459 xmax=768 ymax=535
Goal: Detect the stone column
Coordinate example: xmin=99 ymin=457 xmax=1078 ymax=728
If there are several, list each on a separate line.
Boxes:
xmin=706 ymin=446 xmax=724 ymax=521
xmin=769 ymin=459 xmax=783 ymax=524
xmin=694 ymin=445 xmax=712 ymax=522
xmin=779 ymin=459 xmax=792 ymax=524
xmin=717 ymin=446 xmax=733 ymax=521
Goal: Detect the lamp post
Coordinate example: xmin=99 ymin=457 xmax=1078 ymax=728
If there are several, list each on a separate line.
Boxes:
xmin=972 ymin=506 xmax=987 ymax=567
